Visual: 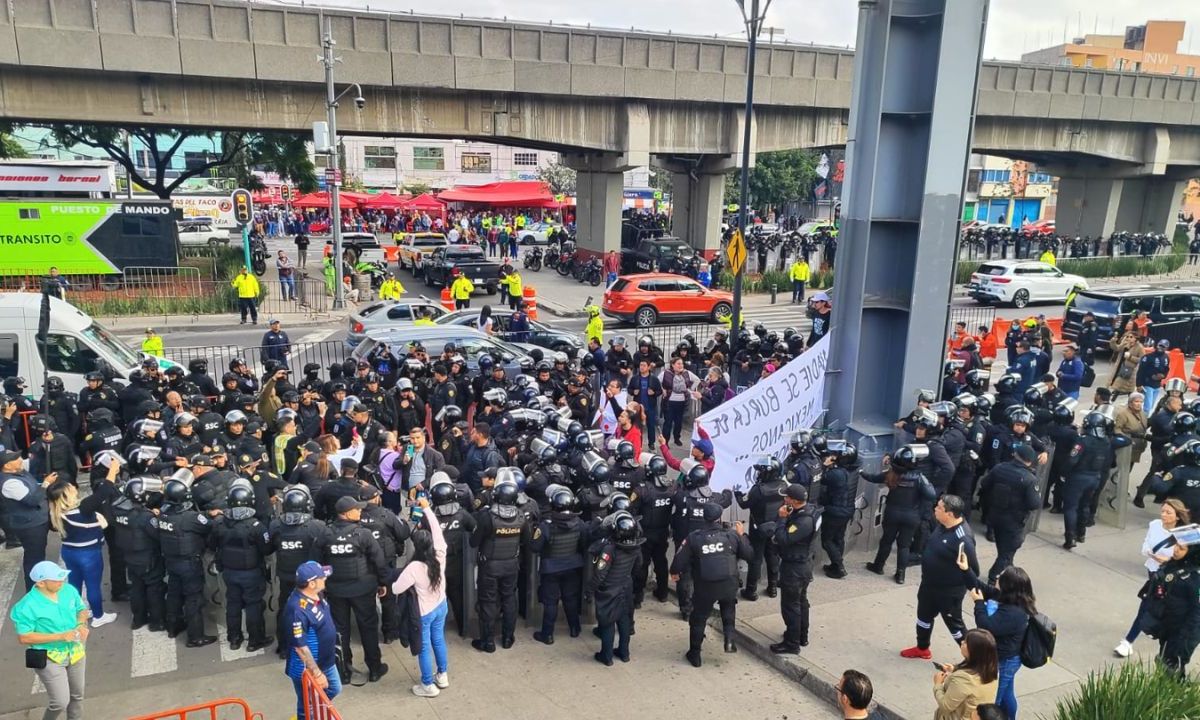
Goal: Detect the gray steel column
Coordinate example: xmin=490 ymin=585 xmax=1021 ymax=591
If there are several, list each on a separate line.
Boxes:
xmin=826 ymin=0 xmax=990 ymax=446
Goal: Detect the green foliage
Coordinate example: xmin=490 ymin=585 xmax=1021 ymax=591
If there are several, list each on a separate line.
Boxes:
xmin=230 ymin=132 xmax=318 ymax=194
xmin=178 ymin=246 xmax=244 ymax=280
xmin=713 ymin=267 xmax=833 ymax=294
xmin=537 ymin=161 xmax=577 ymax=195
xmin=0 ymin=123 xmax=27 ymax=158
xmin=1048 ymin=662 xmax=1200 ymax=720
xmin=648 ymin=166 xmax=673 ymax=200
xmin=73 ymin=287 xmax=240 ymax=317
xmin=723 ymin=149 xmax=820 ymax=210
xmin=402 ymin=182 xmax=432 ymax=196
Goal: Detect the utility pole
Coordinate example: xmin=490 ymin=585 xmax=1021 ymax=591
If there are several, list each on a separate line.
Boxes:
xmin=322 ymin=17 xmax=345 ymax=310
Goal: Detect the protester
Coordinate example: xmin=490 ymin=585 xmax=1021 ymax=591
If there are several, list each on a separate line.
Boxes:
xmin=390 ymin=498 xmax=450 ymax=697
xmin=1115 ymin=499 xmax=1189 ymax=658
xmin=933 ymin=629 xmax=999 ymax=720
xmin=11 ymin=561 xmax=90 ymax=720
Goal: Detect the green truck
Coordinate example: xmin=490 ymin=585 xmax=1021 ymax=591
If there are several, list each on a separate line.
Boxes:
xmin=0 ymin=199 xmax=179 ymax=277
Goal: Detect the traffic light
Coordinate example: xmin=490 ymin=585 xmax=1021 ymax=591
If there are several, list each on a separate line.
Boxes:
xmin=280 ymin=185 xmax=292 ymax=202
xmin=232 ymin=189 xmax=253 ymax=224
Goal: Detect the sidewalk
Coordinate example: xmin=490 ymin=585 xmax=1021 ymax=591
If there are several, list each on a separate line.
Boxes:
xmin=96 ymin=306 xmax=352 ymax=335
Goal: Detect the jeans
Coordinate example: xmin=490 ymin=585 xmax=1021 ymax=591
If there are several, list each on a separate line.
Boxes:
xmin=791 ymin=280 xmax=805 ymax=303
xmin=1143 ymin=386 xmax=1160 ymax=412
xmin=238 ymin=298 xmax=258 ymax=323
xmin=280 ymin=275 xmax=296 ymax=300
xmin=291 ymin=664 xmax=342 ymax=720
xmin=418 ymin=599 xmax=449 ymax=685
xmin=997 ymin=655 xmax=1021 ymax=718
xmin=660 ymin=400 xmax=687 ymax=444
xmin=60 ymin=545 xmax=105 ymax=618
xmin=34 ymin=656 xmax=86 ymax=720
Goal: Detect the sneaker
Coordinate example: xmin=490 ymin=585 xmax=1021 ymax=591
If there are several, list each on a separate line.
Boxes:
xmin=1114 ymin=639 xmax=1133 ymax=658
xmin=412 ymin=683 xmax=440 ymax=698
xmin=91 ymin=612 xmax=118 ymax=628
xmin=434 ymin=672 xmax=449 ymax=689
xmin=900 ymin=645 xmax=932 ymax=660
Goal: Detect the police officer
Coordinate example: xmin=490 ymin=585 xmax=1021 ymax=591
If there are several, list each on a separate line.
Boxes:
xmin=429 ymin=473 xmax=477 ymax=635
xmin=359 ymin=485 xmax=412 ymax=643
xmin=735 ymin=456 xmax=788 ymax=600
xmin=190 ymin=453 xmax=237 ymax=513
xmin=671 ymin=465 xmax=731 ymax=618
xmin=80 ymin=409 xmax=124 ymax=482
xmin=1062 ymin=411 xmax=1116 ymax=549
xmin=782 ymin=431 xmax=821 ymax=488
xmin=471 ymin=477 xmax=531 ymax=652
xmin=269 ymin=485 xmax=326 ymax=657
xmin=670 ymin=502 xmax=751 ymax=667
xmin=770 ymin=484 xmax=821 ymax=655
xmin=818 ymin=443 xmax=860 ymax=579
xmin=111 ymin=476 xmax=166 ymax=630
xmin=315 ymin=495 xmax=391 ymax=683
xmin=1044 ymin=399 xmax=1080 ymax=513
xmin=631 ymin=455 xmax=674 ymax=605
xmin=1151 ymin=440 xmax=1200 ymax=517
xmin=865 ymin=445 xmax=937 ymax=584
xmin=78 ymin=371 xmax=121 ymax=420
xmin=977 ymin=444 xmax=1040 ymax=581
xmin=531 ymin=484 xmax=587 ymax=644
xmin=156 ymin=471 xmax=217 ymax=647
xmin=609 ymin=441 xmax=644 ymax=496
xmin=185 ymin=359 xmax=220 ymax=397
xmin=28 ymin=415 xmax=77 ymax=486
xmin=210 ymin=479 xmax=274 ymax=651
xmin=315 ymin=458 xmax=366 ymax=521
xmin=41 ymin=376 xmax=79 ymax=441
xmin=1135 ymin=395 xmax=1184 ymax=507
xmin=588 ymin=510 xmax=643 ymax=666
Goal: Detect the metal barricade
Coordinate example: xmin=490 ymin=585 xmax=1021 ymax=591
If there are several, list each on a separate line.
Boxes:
xmin=127 ymin=697 xmax=263 ymax=720
xmin=301 ymin=669 xmax=343 ymax=720
xmin=1026 ymin=440 xmax=1055 ymax=533
xmin=948 ymin=306 xmax=996 ymax=337
xmin=162 ymin=340 xmax=349 ymax=380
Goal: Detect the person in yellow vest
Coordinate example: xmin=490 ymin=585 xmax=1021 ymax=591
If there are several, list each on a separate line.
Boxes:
xmin=141 ymin=328 xmax=164 ymax=357
xmin=450 ymin=271 xmax=474 ymax=310
xmin=503 ymin=269 xmax=524 ymax=311
xmin=379 ymin=275 xmax=405 ymax=301
xmin=515 ymin=214 xmax=526 ymax=230
xmin=413 ymin=308 xmax=436 ymax=326
xmin=482 ymin=215 xmax=493 ymax=231
xmin=789 ymin=257 xmax=811 ymax=304
xmin=585 ymin=305 xmax=604 ymax=346
xmin=1039 ymin=248 xmax=1056 ymax=266
xmin=231 ymin=266 xmax=260 ymax=324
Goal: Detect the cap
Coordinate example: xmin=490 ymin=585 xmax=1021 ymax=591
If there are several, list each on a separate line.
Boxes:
xmin=359 ymin=485 xmax=381 ymax=500
xmin=811 ymin=291 xmax=830 ymax=303
xmin=1014 ymin=444 xmax=1038 ymax=464
xmin=1157 ymin=339 xmax=1170 ymax=349
xmin=692 ymin=437 xmax=714 ymax=457
xmin=340 ymin=458 xmax=359 ymax=473
xmin=334 ymin=496 xmax=367 ymax=514
xmin=238 ymin=453 xmax=260 ymax=468
xmin=349 ymin=403 xmax=370 ymax=415
xmin=301 ymin=440 xmax=321 ymax=454
xmin=295 ymin=561 xmax=332 ymax=584
xmin=702 ymin=502 xmax=723 ymax=523
xmin=269 ymin=318 xmax=280 ymax=325
xmin=0 ymin=449 xmax=20 ymax=465
xmin=189 ymin=453 xmax=214 ymax=467
xmin=785 ymin=484 xmax=809 ymax=502
xmin=29 ymin=561 xmax=70 ymax=583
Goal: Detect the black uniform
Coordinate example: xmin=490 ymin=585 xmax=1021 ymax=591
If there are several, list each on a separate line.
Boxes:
xmin=817 ymin=466 xmax=858 ymax=576
xmin=268 ymin=515 xmax=327 ymax=652
xmin=78 ymin=384 xmax=121 ymax=418
xmin=434 ymin=502 xmax=477 ymax=635
xmin=156 ymin=505 xmax=213 ymax=643
xmin=531 ymin=511 xmax=587 ymax=639
xmin=1063 ymin=435 xmax=1113 ymax=544
xmin=110 ymin=495 xmax=165 ymax=629
xmin=631 ymin=478 xmax=675 ymax=603
xmin=1152 ymin=463 xmax=1200 ymax=517
xmin=775 ymin=503 xmax=820 ymax=649
xmin=315 ymin=518 xmax=390 ymax=676
xmin=735 ymin=477 xmax=788 ymax=596
xmin=670 ymin=486 xmax=732 ymax=615
xmin=588 ymin=535 xmax=643 ymax=663
xmin=670 ymin=521 xmax=752 ymax=658
xmin=359 ymin=503 xmax=412 ymax=642
xmin=977 ymin=460 xmax=1040 ymax=581
xmin=470 ymin=505 xmax=531 ymax=648
xmin=914 ymin=521 xmax=979 ymax=651
xmin=210 ymin=512 xmax=273 ymax=646
xmin=865 ymin=469 xmax=936 ymax=575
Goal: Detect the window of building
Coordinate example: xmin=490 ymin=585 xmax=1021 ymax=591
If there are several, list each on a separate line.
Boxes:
xmin=966 ymin=169 xmax=980 ymax=194
xmin=461 ymin=153 xmax=492 ymax=174
xmin=1188 ymin=67 xmax=1196 ymax=77
xmin=364 ymin=146 xmax=396 ymax=170
xmin=513 ymin=152 xmax=538 ymax=167
xmin=981 ymin=169 xmax=1011 ymax=184
xmin=413 ymin=147 xmax=445 ymax=171
xmin=183 ymin=151 xmax=212 ymax=170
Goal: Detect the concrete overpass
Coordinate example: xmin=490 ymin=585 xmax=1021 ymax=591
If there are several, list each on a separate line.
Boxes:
xmin=2 ymin=0 xmax=1197 ymax=249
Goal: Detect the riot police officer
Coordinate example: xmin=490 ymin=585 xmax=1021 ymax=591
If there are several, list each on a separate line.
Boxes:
xmin=977 ymin=444 xmax=1040 ymax=581
xmin=782 ymin=430 xmax=822 ymax=488
xmin=470 ymin=478 xmax=531 ymax=652
xmin=269 ymin=485 xmax=326 ymax=656
xmin=430 ymin=473 xmax=477 ymax=635
xmin=110 ymin=476 xmax=165 ymax=630
xmin=671 ymin=465 xmax=731 ymax=618
xmin=156 ymin=471 xmax=217 ymax=647
xmin=670 ymin=502 xmax=751 ymax=667
xmin=818 ymin=443 xmax=860 ymax=579
xmin=41 ymin=376 xmax=79 ymax=441
xmin=359 ymin=485 xmax=412 ymax=643
xmin=1151 ymin=440 xmax=1200 ymax=517
xmin=1062 ymin=411 xmax=1115 ymax=549
xmin=531 ymin=484 xmax=587 ymax=644
xmin=771 ymin=484 xmax=821 ymax=655
xmin=735 ymin=456 xmax=788 ymax=600
xmin=185 ymin=359 xmax=220 ymax=398
xmin=210 ymin=479 xmax=274 ymax=652
xmin=80 ymin=409 xmax=124 ymax=482
xmin=78 ymin=371 xmax=121 ymax=420
xmin=865 ymin=445 xmax=937 ymax=584
xmin=631 ymin=455 xmax=674 ymax=605
xmin=588 ymin=510 xmax=643 ymax=666
xmin=609 ymin=441 xmax=644 ymax=496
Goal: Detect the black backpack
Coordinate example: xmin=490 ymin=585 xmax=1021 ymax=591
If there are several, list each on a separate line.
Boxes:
xmin=1020 ymin=611 xmax=1057 ymax=669
xmin=1081 ymin=364 xmax=1096 ymax=388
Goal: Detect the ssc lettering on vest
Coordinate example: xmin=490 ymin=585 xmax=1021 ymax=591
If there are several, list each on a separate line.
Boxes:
xmin=280 ymin=540 xmax=304 ymax=550
xmin=690 ymin=508 xmax=704 ymax=517
xmin=115 ymin=516 xmax=129 ymax=525
xmin=654 ymin=498 xmax=671 ymax=507
xmin=158 ymin=521 xmax=175 ymax=532
xmin=701 ymin=542 xmax=726 ymax=554
xmin=328 ymin=543 xmax=355 ymax=555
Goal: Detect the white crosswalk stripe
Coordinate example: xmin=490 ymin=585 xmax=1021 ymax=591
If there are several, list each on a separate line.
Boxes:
xmin=131 ymin=625 xmax=178 ymax=678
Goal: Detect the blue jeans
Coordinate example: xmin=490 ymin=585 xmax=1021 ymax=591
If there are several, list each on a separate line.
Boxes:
xmin=280 ymin=275 xmax=296 ymax=300
xmin=997 ymin=654 xmax=1021 ymax=718
xmin=1143 ymin=386 xmax=1160 ymax=412
xmin=418 ymin=599 xmax=449 ymax=686
xmin=291 ymin=665 xmax=342 ymax=720
xmin=61 ymin=544 xmax=105 ymax=617
xmin=791 ymin=280 xmax=805 ymax=302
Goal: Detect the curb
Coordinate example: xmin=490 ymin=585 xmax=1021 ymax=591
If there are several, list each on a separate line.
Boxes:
xmin=537 ymin=300 xmax=587 ymax=319
xmin=105 ymin=312 xmax=348 ymax=336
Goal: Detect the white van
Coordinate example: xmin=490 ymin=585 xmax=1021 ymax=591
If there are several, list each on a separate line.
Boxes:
xmin=0 ymin=293 xmax=177 ymax=396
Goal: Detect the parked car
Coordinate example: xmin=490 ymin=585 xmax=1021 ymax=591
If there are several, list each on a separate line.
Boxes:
xmin=344 ymin=298 xmax=449 ymax=349
xmin=620 ymin=237 xmax=696 ymax=275
xmin=517 ymin=221 xmax=558 ymax=246
xmin=396 ymin=232 xmax=448 ymax=277
xmin=602 ymin=273 xmax=734 ymax=327
xmin=325 ymin=232 xmax=384 ymax=265
xmin=797 ymin=221 xmax=837 ymax=237
xmin=1062 ymin=285 xmax=1200 ymax=353
xmin=422 ymin=244 xmax=502 ymax=293
xmin=967 ymin=260 xmax=1087 ymax=308
xmin=177 ymin=219 xmax=231 ymax=248
xmin=434 ymin=309 xmax=584 ymax=358
xmin=351 ymin=325 xmax=535 ymax=378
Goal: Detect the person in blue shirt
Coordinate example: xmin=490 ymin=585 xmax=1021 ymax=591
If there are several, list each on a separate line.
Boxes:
xmin=1055 ymin=344 xmax=1085 ymax=400
xmin=1011 ymin=341 xmax=1039 ymax=393
xmin=1138 ymin=339 xmax=1171 ymax=411
xmin=284 ymin=561 xmax=342 ymax=720
xmin=508 ymin=308 xmax=531 ymax=344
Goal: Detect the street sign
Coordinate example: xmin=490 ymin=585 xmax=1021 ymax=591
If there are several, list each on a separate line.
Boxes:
xmin=231 ymin=188 xmax=253 ymax=224
xmin=726 ymin=229 xmax=747 ymax=275
xmin=324 ymin=168 xmax=342 ymax=187
xmin=652 ymin=190 xmax=663 ymax=200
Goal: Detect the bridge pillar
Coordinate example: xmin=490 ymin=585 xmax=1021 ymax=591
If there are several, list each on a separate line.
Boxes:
xmin=670 ymin=172 xmax=726 ymax=260
xmin=573 ymin=169 xmax=625 ymax=258
xmin=1056 ymin=176 xmax=1186 ymax=238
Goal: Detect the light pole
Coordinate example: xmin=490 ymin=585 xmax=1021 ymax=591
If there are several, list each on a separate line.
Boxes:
xmin=320 ymin=17 xmax=364 ymax=310
xmin=730 ymin=0 xmax=771 ymax=383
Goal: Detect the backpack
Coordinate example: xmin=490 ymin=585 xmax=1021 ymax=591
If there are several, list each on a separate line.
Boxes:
xmin=1020 ymin=611 xmax=1057 ymax=668
xmin=1081 ymin=363 xmax=1096 ymax=388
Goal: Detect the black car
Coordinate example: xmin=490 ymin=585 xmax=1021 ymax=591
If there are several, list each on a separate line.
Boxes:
xmin=621 ymin=237 xmax=696 ymax=275
xmin=1063 ymin=285 xmax=1200 ymax=352
xmin=433 ymin=310 xmax=584 ymax=358
xmin=422 ymin=244 xmax=503 ymax=293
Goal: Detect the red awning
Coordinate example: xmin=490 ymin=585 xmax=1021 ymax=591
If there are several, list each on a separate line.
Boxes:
xmin=437 ymin=181 xmax=553 ymax=206
xmin=402 ymin=192 xmax=445 ymax=211
xmin=339 ymin=191 xmax=374 ymax=204
xmin=361 ymin=192 xmax=409 ymax=209
xmin=291 ymin=192 xmax=359 ymax=209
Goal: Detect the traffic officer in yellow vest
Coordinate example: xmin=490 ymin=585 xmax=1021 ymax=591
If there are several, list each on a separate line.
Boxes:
xmin=451 ymin=271 xmax=475 ymax=310
xmin=142 ymin=328 xmax=164 ymax=357
xmin=231 ymin=267 xmax=261 ymax=325
xmin=379 ymin=275 xmax=405 ymax=301
xmin=789 ymin=257 xmax=810 ymax=304
xmin=586 ymin=305 xmax=604 ymax=346
xmin=502 ymin=270 xmax=524 ymax=311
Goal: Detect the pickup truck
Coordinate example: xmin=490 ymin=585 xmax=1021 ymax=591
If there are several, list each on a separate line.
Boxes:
xmin=620 ymin=237 xmax=696 ymax=274
xmin=395 ymin=232 xmax=448 ymax=277
xmin=422 ymin=244 xmax=502 ymax=294
xmin=325 ymin=232 xmax=384 ymax=265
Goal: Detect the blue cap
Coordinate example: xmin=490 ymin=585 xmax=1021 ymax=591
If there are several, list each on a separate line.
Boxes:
xmin=692 ymin=437 xmax=714 ymax=457
xmin=295 ymin=561 xmax=332 ymax=584
xmin=29 ymin=561 xmax=70 ymax=583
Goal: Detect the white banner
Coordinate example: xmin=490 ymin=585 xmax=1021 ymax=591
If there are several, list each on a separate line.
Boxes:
xmin=695 ymin=334 xmax=830 ymax=493
xmin=0 ymin=162 xmax=115 ymax=193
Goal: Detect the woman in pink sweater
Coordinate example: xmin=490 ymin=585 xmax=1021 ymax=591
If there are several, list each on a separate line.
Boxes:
xmin=390 ymin=499 xmax=449 ymax=698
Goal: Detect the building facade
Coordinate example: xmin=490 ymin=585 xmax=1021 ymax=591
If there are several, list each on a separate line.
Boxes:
xmin=962 ymin=154 xmax=1055 ymax=226
xmin=314 ymin=138 xmax=558 ymax=191
xmin=1022 ymin=20 xmax=1198 ymax=77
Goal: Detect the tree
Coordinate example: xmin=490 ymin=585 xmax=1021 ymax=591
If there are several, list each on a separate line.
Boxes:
xmin=0 ymin=122 xmax=26 ymax=159
xmin=537 ymin=160 xmax=577 ymax=195
xmin=649 ymin=165 xmax=673 ymax=199
xmin=721 ymin=149 xmax=820 ymax=211
xmin=228 ymin=132 xmax=318 ymax=194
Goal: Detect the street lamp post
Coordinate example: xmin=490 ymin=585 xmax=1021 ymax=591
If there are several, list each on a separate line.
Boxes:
xmin=320 ymin=18 xmax=365 ymax=310
xmin=730 ymin=0 xmax=771 ymax=384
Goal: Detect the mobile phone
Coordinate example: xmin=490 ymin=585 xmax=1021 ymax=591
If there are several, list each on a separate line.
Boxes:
xmin=931 ymin=661 xmax=943 ymax=671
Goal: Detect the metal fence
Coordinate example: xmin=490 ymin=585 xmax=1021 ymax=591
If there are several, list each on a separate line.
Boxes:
xmin=947 ymin=305 xmax=996 ymax=336
xmin=162 ymin=339 xmax=349 ymax=378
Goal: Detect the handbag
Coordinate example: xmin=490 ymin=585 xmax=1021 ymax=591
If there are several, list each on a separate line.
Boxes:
xmin=25 ymin=648 xmax=47 ymax=670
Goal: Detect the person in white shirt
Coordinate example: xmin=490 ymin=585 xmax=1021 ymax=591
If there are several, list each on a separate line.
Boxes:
xmin=599 ymin=379 xmax=628 ymax=438
xmin=1114 ymin=498 xmax=1189 ymax=657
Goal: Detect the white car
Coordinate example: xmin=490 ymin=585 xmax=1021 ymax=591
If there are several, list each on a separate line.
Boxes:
xmin=176 ymin=220 xmax=230 ymax=247
xmin=517 ymin=221 xmax=558 ymax=245
xmin=968 ymin=260 xmax=1088 ymax=308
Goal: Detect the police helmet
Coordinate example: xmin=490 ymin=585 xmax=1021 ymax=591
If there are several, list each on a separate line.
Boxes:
xmin=483 ymin=388 xmax=508 ymax=406
xmin=1053 ymin=398 xmax=1078 ymax=425
xmin=275 ymin=408 xmax=298 ymax=426
xmin=580 ymin=354 xmax=596 ymax=371
xmin=221 ymin=372 xmax=239 ymax=386
xmin=953 ymin=393 xmax=978 ymax=413
xmin=496 ymin=467 xmax=527 ymax=492
xmin=1082 ymin=411 xmax=1109 ymax=438
xmin=753 ymin=322 xmax=768 ymax=339
xmin=236 ymin=394 xmax=256 ymax=408
xmin=521 ymin=387 xmax=539 ymax=404
xmin=84 ymin=371 xmax=105 ymax=383
xmin=573 ymin=432 xmax=593 ymax=452
xmin=45 ymin=376 xmax=64 ymax=394
xmin=28 ymin=414 xmax=51 ymax=434
xmin=590 ymin=462 xmax=611 ymax=485
xmin=837 ymin=444 xmax=860 ymax=469
xmin=611 ymin=335 xmax=628 ymax=348
xmin=975 ymin=393 xmax=995 ymax=416
xmin=86 ymin=408 xmax=116 ymax=427
xmin=396 ymin=378 xmax=414 ymax=392
xmin=364 ymin=372 xmax=380 ymax=384
xmin=1023 ymin=383 xmax=1047 ymax=405
xmin=225 ymin=410 xmax=247 ymax=426
xmin=1008 ymin=406 xmax=1035 ymax=428
xmin=810 ymin=434 xmax=829 ymax=456
xmin=916 ymin=388 xmax=937 ymax=404
xmin=684 ymin=464 xmax=709 ymax=489
xmin=753 ymin=455 xmax=783 ymax=482
xmin=188 ymin=394 xmax=209 ymax=411
xmin=477 ymin=354 xmax=495 ymax=372
xmin=913 ymin=407 xmax=940 ymax=432
xmin=442 ymin=342 xmax=458 ymax=356
xmin=535 ymin=360 xmax=553 ymax=374
xmin=281 ymin=485 xmax=314 ymax=515
xmin=164 ymin=366 xmax=184 ymax=379
xmin=615 ymin=440 xmax=637 ymax=467
xmin=1174 ymin=412 xmax=1197 ymax=435
xmin=1166 ymin=378 xmax=1187 ymax=396
xmin=330 ymin=380 xmax=349 ymax=394
xmin=163 ymin=476 xmax=192 ymax=505
xmin=227 ymin=478 xmax=255 ymax=508
xmin=441 ymin=405 xmax=464 ymax=424
xmin=606 ymin=492 xmax=632 ymax=513
xmin=492 ymin=481 xmax=520 ymax=506
xmin=790 ymin=429 xmax=813 ymax=452
xmin=964 ymin=368 xmax=989 ymax=392
xmin=513 ymin=375 xmax=535 ymax=390
xmin=1184 ymin=440 xmax=1200 ymax=467
xmin=429 ymin=482 xmax=458 ymax=508
xmin=303 ymin=362 xmax=321 ymax=376
xmin=994 ymin=373 xmax=1021 ymax=394
xmin=891 ymin=444 xmax=929 ymax=472
xmin=231 ymin=357 xmax=248 ymax=371
xmin=174 ymin=412 xmax=198 ymax=429
xmin=531 ymin=436 xmax=558 ymax=464
xmin=548 ymin=485 xmax=576 ymax=513
xmin=612 ymin=511 xmax=639 ymax=543
xmin=188 ymin=358 xmax=208 ymax=374
xmin=930 ymin=401 xmax=956 ymax=420
xmin=647 ymin=455 xmax=668 ymax=478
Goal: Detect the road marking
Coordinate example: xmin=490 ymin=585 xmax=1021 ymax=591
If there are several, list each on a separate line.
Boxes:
xmin=218 ymin=623 xmax=266 ymax=661
xmin=0 ymin=551 xmax=21 ymax=640
xmin=294 ymin=329 xmax=336 ymax=345
xmin=131 ymin=625 xmax=179 ymax=678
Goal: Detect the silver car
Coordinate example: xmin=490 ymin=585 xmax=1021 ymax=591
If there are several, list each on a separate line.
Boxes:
xmin=351 ymin=325 xmax=535 ymax=378
xmin=345 ymin=298 xmax=449 ymax=349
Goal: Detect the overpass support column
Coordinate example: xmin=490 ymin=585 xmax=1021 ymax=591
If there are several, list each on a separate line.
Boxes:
xmin=1057 ymin=177 xmax=1186 ymax=238
xmin=671 ymin=172 xmax=726 ymax=260
xmin=574 ymin=169 xmax=625 ymax=258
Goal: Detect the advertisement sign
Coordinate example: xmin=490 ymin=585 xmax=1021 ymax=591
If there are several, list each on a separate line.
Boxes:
xmin=0 ymin=162 xmax=116 ymax=194
xmin=171 ymin=195 xmax=237 ymax=228
xmin=695 ymin=335 xmax=830 ymax=492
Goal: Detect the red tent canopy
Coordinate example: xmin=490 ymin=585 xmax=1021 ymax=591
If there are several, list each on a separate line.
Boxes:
xmin=437 ymin=181 xmax=553 ymax=206
xmin=362 ymin=192 xmax=408 ymax=209
xmin=402 ymin=193 xmax=445 ymax=211
xmin=339 ymin=191 xmax=374 ymax=205
xmin=291 ymin=192 xmax=358 ymax=209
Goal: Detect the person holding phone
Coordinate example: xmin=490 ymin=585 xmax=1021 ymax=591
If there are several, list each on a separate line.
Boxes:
xmin=11 ymin=561 xmax=90 ymax=720
xmin=901 ymin=495 xmax=979 ymax=661
xmin=932 ymin=629 xmax=999 ymax=720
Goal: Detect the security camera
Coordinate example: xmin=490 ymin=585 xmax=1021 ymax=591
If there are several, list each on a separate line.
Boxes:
xmin=354 ymin=96 xmax=366 ymax=110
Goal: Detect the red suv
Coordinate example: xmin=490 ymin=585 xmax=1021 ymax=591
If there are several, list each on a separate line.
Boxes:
xmin=602 ymin=273 xmax=734 ymax=327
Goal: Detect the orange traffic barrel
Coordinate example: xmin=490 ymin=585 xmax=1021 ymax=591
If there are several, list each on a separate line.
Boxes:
xmin=440 ymin=287 xmax=455 ymax=311
xmin=1167 ymin=348 xmax=1186 ymax=383
xmin=523 ymin=285 xmax=538 ymax=320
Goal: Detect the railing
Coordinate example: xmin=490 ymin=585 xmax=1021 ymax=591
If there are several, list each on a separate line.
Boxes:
xmin=126 ymin=697 xmax=263 ymax=720
xmin=301 ymin=669 xmax=343 ymax=720
xmin=947 ymin=306 xmax=996 ymax=336
xmin=162 ymin=339 xmax=349 ymax=378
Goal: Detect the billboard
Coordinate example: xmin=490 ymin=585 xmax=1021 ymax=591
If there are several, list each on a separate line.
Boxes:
xmin=171 ymin=194 xmax=237 ymax=228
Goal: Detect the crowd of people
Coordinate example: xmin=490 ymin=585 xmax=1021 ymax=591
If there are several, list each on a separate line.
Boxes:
xmin=253 ymin=206 xmax=573 ymax=245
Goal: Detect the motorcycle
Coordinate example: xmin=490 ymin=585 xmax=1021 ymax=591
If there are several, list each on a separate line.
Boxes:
xmin=544 ymin=248 xmax=560 ymax=271
xmin=523 ymin=246 xmax=544 ymax=272
xmin=353 ymin=260 xmax=389 ymax=289
xmin=557 ymin=249 xmax=579 ymax=278
xmin=580 ymin=257 xmax=603 ymax=286
xmin=250 ymin=236 xmax=268 ymax=276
